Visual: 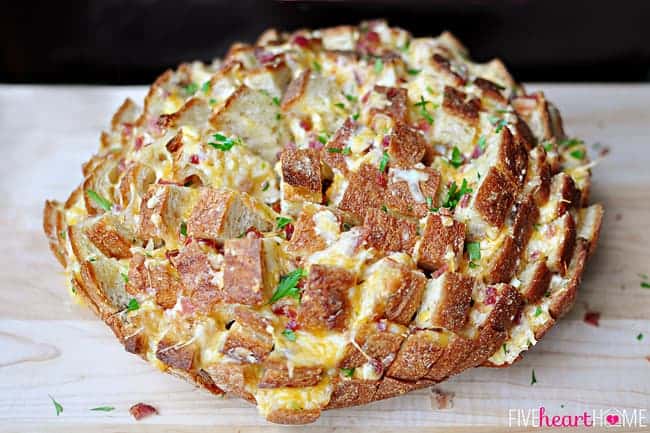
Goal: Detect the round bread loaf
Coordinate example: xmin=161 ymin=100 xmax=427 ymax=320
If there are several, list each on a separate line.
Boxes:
xmin=43 ymin=20 xmax=603 ymax=424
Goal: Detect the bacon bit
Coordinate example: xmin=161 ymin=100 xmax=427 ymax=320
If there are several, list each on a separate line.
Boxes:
xmin=283 ymin=223 xmax=294 ymax=240
xmin=485 ymin=286 xmax=497 ymax=305
xmin=165 ymin=249 xmax=180 ymax=262
xmin=245 ymin=226 xmax=263 ymax=239
xmin=190 ymin=154 xmax=200 ymax=164
xmin=308 ymin=140 xmax=323 ymax=150
xmin=430 ymin=388 xmax=454 ymax=410
xmin=356 ymin=31 xmax=380 ymax=55
xmin=286 ymin=318 xmax=299 ymax=331
xmin=598 ymin=146 xmax=610 ymax=158
xmin=254 ymin=47 xmax=278 ymax=64
xmin=361 ymin=91 xmax=371 ymax=104
xmin=299 ymin=118 xmax=312 ymax=131
xmin=365 ymin=31 xmax=380 ymax=44
xmin=135 ymin=135 xmax=144 ymax=150
xmin=459 ymin=192 xmax=471 ymax=208
xmin=470 ymin=145 xmax=483 ymax=159
xmin=381 ymin=135 xmax=390 ymax=147
xmin=584 ymin=311 xmax=600 ymax=327
xmin=293 ymin=35 xmax=309 ymax=48
xmin=129 ymin=403 xmax=158 ymax=420
xmin=432 ymin=264 xmax=448 ymax=279
xmin=271 ymin=201 xmax=281 ymax=213
xmin=417 ymin=119 xmax=431 ymax=131
xmin=513 ymin=309 xmax=523 ymax=325
xmin=375 ymin=172 xmax=388 ymax=188
xmin=369 ymin=358 xmax=384 ymax=375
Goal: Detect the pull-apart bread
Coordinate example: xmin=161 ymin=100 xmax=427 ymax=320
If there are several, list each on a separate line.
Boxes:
xmin=44 ymin=20 xmax=603 ymax=424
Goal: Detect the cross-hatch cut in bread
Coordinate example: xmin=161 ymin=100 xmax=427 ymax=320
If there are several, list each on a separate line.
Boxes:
xmin=43 ymin=20 xmax=604 ymax=425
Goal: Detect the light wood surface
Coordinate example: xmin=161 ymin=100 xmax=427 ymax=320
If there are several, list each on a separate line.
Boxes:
xmin=0 ymin=84 xmax=649 ymax=432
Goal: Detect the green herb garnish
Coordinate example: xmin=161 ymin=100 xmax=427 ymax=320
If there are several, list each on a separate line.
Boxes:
xmin=449 ymin=146 xmax=464 ymax=168
xmin=120 ymin=272 xmax=129 ymax=284
xmin=467 ymin=242 xmax=481 ymax=263
xmin=90 ymin=406 xmax=115 ymax=412
xmin=477 ymin=135 xmax=487 ymax=151
xmin=86 ymin=189 xmax=112 ymax=211
xmin=374 ymin=57 xmax=384 ymax=73
xmin=442 ymin=179 xmax=472 ymax=210
xmin=317 ymin=133 xmax=329 ymax=144
xmin=126 ymin=298 xmax=139 ymax=312
xmin=637 ymin=333 xmax=644 ymax=341
xmin=531 ymin=369 xmax=537 ymax=385
xmin=49 ymin=395 xmax=63 ymax=416
xmin=341 ymin=367 xmax=355 ymax=377
xmin=641 ymin=282 xmax=650 ymax=289
xmin=262 ymin=181 xmax=270 ymax=192
xmin=282 ymin=329 xmax=296 ymax=341
xmin=180 ymin=221 xmax=187 ymax=237
xmin=559 ymin=138 xmax=583 ymax=148
xmin=276 ymin=216 xmax=292 ymax=230
xmin=407 ymin=68 xmax=421 ymax=75
xmin=269 ymin=268 xmax=307 ymax=303
xmin=334 ymin=102 xmax=345 ymax=110
xmin=352 ymin=112 xmax=360 ymax=121
xmin=201 ymin=81 xmax=211 ymax=94
xmin=570 ymin=149 xmax=585 ymax=160
xmin=312 ymin=61 xmax=322 ymax=72
xmin=534 ymin=306 xmax=543 ymax=317
xmin=345 ymin=94 xmax=357 ymax=103
xmin=379 ymin=151 xmax=389 ymax=172
xmin=207 ymin=133 xmax=240 ymax=151
xmin=183 ymin=82 xmax=199 ymax=95
xmin=415 ymin=96 xmax=434 ymax=125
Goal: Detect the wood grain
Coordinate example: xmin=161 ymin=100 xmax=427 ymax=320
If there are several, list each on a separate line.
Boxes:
xmin=0 ymin=84 xmax=649 ymax=432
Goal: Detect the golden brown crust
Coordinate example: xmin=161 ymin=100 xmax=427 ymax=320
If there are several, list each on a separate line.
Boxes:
xmin=43 ymin=20 xmax=603 ymax=425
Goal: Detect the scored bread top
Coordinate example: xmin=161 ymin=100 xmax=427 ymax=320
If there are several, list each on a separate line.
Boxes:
xmin=43 ymin=19 xmax=603 ymax=425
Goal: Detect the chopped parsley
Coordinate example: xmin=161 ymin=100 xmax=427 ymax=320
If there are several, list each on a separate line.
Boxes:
xmin=90 ymin=406 xmax=115 ymax=412
xmin=407 ymin=68 xmax=421 ymax=75
xmin=261 ymin=181 xmax=270 ymax=192
xmin=542 ymin=141 xmax=554 ymax=151
xmin=426 ymin=196 xmax=437 ymax=212
xmin=379 ymin=151 xmax=390 ymax=172
xmin=120 ymin=272 xmax=129 ymax=284
xmin=449 ymin=146 xmax=464 ymax=168
xmin=49 ymin=395 xmax=63 ymax=416
xmin=282 ymin=329 xmax=297 ymax=341
xmin=269 ymin=268 xmax=307 ymax=303
xmin=327 ymin=146 xmax=351 ymax=155
xmin=180 ymin=221 xmax=187 ymax=237
xmin=467 ymin=242 xmax=481 ymax=265
xmin=341 ymin=367 xmax=355 ymax=377
xmin=637 ymin=333 xmax=644 ymax=341
xmin=374 ymin=57 xmax=384 ymax=74
xmin=352 ymin=112 xmax=360 ymax=121
xmin=345 ymin=94 xmax=358 ymax=103
xmin=502 ymin=343 xmax=508 ymax=355
xmin=558 ymin=138 xmax=583 ymax=148
xmin=531 ymin=368 xmax=537 ymax=385
xmin=381 ymin=204 xmax=388 ymax=213
xmin=207 ymin=133 xmax=241 ymax=151
xmin=400 ymin=39 xmax=411 ymax=52
xmin=86 ymin=189 xmax=112 ymax=212
xmin=442 ymin=179 xmax=472 ymax=210
xmin=272 ymin=96 xmax=281 ymax=106
xmin=317 ymin=133 xmax=329 ymax=144
xmin=201 ymin=81 xmax=211 ymax=94
xmin=126 ymin=298 xmax=140 ymax=312
xmin=312 ymin=61 xmax=322 ymax=72
xmin=208 ymin=98 xmax=217 ymax=106
xmin=570 ymin=149 xmax=585 ymax=160
xmin=415 ymin=96 xmax=434 ymax=125
xmin=477 ymin=135 xmax=487 ymax=151
xmin=333 ymin=102 xmax=345 ymax=111
xmin=342 ymin=222 xmax=352 ymax=231
xmin=183 ymin=82 xmax=199 ymax=95
xmin=641 ymin=282 xmax=650 ymax=289
xmin=276 ymin=216 xmax=292 ymax=230
xmin=534 ymin=306 xmax=543 ymax=316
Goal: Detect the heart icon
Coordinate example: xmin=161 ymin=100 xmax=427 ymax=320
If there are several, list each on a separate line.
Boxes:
xmin=606 ymin=414 xmax=620 ymax=425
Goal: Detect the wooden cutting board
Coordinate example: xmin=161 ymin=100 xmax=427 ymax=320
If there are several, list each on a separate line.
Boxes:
xmin=0 ymin=84 xmax=648 ymax=433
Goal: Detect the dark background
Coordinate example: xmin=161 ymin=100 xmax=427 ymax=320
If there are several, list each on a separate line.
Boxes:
xmin=2 ymin=0 xmax=650 ymax=84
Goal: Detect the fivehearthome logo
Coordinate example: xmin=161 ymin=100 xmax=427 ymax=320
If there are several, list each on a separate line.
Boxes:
xmin=508 ymin=407 xmax=648 ymax=428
